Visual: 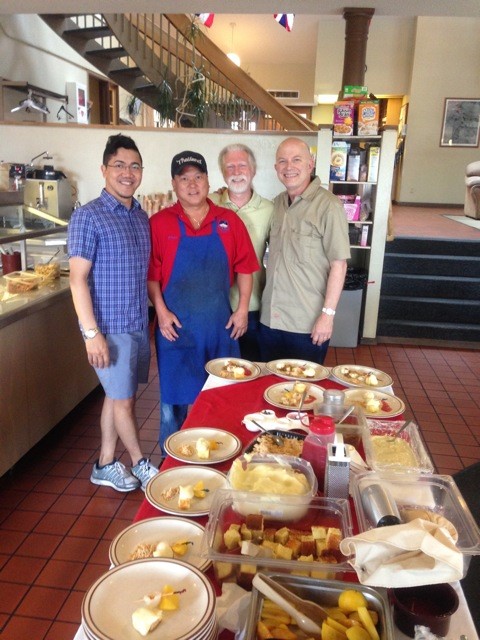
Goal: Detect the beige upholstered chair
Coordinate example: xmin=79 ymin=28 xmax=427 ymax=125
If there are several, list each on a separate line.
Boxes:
xmin=464 ymin=160 xmax=480 ymax=219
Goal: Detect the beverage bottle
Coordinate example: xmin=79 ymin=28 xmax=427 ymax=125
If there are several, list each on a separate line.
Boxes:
xmin=301 ymin=416 xmax=335 ymax=493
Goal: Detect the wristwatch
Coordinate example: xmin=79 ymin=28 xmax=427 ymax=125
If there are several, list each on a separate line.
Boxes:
xmin=322 ymin=307 xmax=336 ymax=316
xmin=82 ymin=327 xmax=99 ymax=340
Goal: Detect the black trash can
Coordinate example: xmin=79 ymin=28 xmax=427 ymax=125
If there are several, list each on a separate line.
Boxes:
xmin=330 ymin=267 xmax=368 ymax=348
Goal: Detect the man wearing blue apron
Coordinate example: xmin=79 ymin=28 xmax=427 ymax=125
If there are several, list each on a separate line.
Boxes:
xmin=148 ymin=151 xmax=259 ymax=458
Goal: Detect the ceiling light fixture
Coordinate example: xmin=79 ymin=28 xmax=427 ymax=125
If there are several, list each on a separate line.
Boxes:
xmin=227 ymin=22 xmax=241 ymax=67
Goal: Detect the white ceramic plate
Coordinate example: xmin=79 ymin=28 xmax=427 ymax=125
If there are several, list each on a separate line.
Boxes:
xmin=165 ymin=427 xmax=242 ymax=465
xmin=145 ymin=466 xmax=228 ymax=517
xmin=82 ymin=558 xmax=215 ymax=640
xmin=331 ymin=364 xmax=393 ymax=388
xmin=205 ymin=357 xmax=262 ymax=381
xmin=343 ymin=388 xmax=405 ymax=418
xmin=265 ymin=359 xmax=330 ymax=382
xmin=263 ymin=382 xmax=324 ymax=411
xmin=109 ymin=516 xmax=210 ymax=572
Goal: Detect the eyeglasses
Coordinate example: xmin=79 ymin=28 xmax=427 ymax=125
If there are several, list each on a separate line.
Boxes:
xmin=106 ymin=162 xmax=143 ymax=173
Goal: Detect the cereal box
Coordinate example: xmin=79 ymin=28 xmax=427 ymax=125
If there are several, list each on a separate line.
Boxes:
xmin=330 ymin=141 xmax=348 ymax=181
xmin=367 ymin=145 xmax=380 ymax=182
xmin=333 ymin=101 xmax=355 ymax=135
xmin=343 ymin=85 xmax=368 ymax=98
xmin=338 ymin=194 xmax=361 ymax=221
xmin=357 ymin=100 xmax=380 ymax=136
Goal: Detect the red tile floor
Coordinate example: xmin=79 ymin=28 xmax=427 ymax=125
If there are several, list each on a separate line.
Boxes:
xmin=0 ymin=207 xmax=479 ymax=639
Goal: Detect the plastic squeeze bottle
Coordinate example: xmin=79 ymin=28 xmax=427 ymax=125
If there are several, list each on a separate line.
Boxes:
xmin=301 ymin=416 xmax=336 ymax=493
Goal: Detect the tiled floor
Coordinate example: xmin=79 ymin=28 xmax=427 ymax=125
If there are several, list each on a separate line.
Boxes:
xmin=1 ymin=207 xmax=479 ymax=639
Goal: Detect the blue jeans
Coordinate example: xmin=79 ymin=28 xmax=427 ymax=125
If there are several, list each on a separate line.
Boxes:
xmin=159 ymin=402 xmax=188 ymax=457
xmin=259 ymin=323 xmax=330 ymax=365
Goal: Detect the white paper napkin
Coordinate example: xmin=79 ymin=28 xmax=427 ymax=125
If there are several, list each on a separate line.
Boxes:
xmin=340 ymin=518 xmax=464 ymax=587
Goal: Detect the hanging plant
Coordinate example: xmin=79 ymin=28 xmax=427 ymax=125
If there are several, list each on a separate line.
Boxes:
xmin=155 ymin=79 xmax=175 ymax=124
xmin=187 ymin=67 xmax=208 ymax=127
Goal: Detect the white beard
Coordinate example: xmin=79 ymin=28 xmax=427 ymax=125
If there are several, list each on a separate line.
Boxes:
xmin=226 ymin=176 xmax=250 ymax=195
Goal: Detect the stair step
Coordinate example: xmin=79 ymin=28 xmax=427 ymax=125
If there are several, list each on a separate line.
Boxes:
xmin=378 ymin=296 xmax=480 ymax=323
xmin=383 ymin=254 xmax=480 ymax=277
xmin=109 ymin=67 xmax=144 ymax=78
xmin=381 ymin=273 xmax=480 ymax=300
xmin=63 ymin=26 xmax=112 ymax=39
xmin=376 ymin=319 xmax=480 ymax=342
xmin=86 ymin=47 xmax=127 ymax=60
xmin=385 ymin=237 xmax=479 ymax=257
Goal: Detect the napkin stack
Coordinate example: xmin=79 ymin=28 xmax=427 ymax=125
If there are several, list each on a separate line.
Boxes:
xmin=340 ymin=518 xmax=464 ymax=587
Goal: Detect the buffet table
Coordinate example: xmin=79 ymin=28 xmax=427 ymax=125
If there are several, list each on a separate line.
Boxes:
xmin=75 ymin=368 xmax=479 ymax=640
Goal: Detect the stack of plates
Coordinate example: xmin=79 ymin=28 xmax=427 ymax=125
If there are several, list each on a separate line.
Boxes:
xmin=81 ymin=558 xmax=217 ymax=640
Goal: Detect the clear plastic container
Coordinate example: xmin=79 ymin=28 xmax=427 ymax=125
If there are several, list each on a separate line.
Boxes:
xmin=3 ymin=270 xmax=41 ymax=294
xmin=226 ymin=454 xmax=317 ymax=519
xmin=362 ymin=419 xmax=434 ymax=474
xmin=202 ymin=489 xmax=354 ymax=589
xmin=351 ymin=471 xmax=480 ymax=577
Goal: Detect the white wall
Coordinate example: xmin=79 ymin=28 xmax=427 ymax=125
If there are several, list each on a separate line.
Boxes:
xmin=398 ymin=17 xmax=480 ymax=204
xmin=0 ymin=15 xmax=101 ymax=123
xmin=0 ymin=123 xmax=316 ymax=204
xmin=247 ymin=63 xmax=315 ymax=105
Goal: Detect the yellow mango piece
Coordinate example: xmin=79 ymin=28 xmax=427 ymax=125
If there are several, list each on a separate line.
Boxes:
xmin=193 ymin=480 xmax=207 ymax=499
xmin=261 ymin=615 xmax=292 ymax=628
xmin=349 ymin=610 xmax=379 ymax=627
xmin=269 ymin=624 xmax=297 ymax=640
xmin=171 ymin=539 xmax=192 ymax=556
xmin=357 ymin=607 xmax=380 ymax=640
xmin=327 ymin=616 xmax=349 ymax=634
xmin=257 ymin=620 xmax=274 ymax=640
xmin=346 ymin=627 xmax=371 ymax=640
xmin=159 ymin=585 xmax=179 ymax=611
xmin=338 ymin=589 xmax=368 ymax=613
xmin=322 ymin=622 xmax=348 ymax=640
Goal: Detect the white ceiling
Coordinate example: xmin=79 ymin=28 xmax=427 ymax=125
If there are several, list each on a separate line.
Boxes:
xmin=3 ymin=0 xmax=480 ymax=16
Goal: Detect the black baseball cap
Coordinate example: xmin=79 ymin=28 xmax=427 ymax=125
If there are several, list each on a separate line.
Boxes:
xmin=171 ymin=151 xmax=208 ymax=177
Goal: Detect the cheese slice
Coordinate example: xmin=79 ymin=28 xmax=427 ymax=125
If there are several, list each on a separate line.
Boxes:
xmin=195 ymin=437 xmax=211 ymax=459
xmin=131 ymin=607 xmax=162 ymax=636
xmin=178 ymin=484 xmax=194 ymax=510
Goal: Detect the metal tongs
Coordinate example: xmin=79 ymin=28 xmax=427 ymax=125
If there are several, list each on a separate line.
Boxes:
xmin=252 ymin=573 xmax=328 ymax=636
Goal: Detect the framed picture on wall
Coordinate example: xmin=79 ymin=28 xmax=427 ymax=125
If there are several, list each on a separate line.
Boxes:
xmin=440 ymin=98 xmax=480 ymax=147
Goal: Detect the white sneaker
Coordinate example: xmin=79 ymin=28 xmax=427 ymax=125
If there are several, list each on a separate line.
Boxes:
xmin=131 ymin=458 xmax=159 ymax=491
xmin=90 ymin=459 xmax=140 ymax=492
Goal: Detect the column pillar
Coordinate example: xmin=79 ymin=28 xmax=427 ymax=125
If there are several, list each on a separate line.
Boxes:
xmin=340 ymin=7 xmax=375 ymax=94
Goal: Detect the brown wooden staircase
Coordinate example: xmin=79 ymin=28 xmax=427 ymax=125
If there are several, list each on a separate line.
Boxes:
xmin=40 ymin=13 xmax=316 ymax=130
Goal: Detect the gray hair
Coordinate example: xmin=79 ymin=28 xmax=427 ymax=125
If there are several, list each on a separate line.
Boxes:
xmin=218 ymin=144 xmax=257 ymax=174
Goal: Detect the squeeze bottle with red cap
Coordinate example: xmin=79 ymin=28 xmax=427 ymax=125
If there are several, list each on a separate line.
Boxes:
xmin=301 ymin=416 xmax=336 ymax=492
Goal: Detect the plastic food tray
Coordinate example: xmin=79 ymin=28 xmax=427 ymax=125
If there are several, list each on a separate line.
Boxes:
xmin=202 ymin=489 xmax=354 ymax=589
xmin=351 ymin=471 xmax=480 ymax=578
xmin=362 ymin=419 xmax=434 ymax=474
xmin=226 ymin=454 xmax=317 ymax=519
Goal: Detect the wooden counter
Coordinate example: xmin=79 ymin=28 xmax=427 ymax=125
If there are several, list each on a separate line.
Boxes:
xmin=0 ymin=276 xmax=98 ymax=475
